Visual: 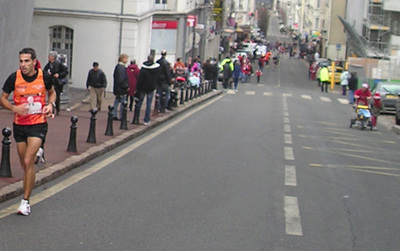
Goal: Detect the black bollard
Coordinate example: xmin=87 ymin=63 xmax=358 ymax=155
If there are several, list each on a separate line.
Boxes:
xmin=105 ymin=105 xmax=114 ymax=136
xmin=194 ymin=86 xmax=198 ymax=99
xmin=180 ymin=85 xmax=185 ymax=105
xmin=168 ymin=89 xmax=178 ymax=110
xmin=189 ymin=87 xmax=193 ymax=100
xmin=132 ymin=96 xmax=140 ymax=124
xmin=0 ymin=128 xmax=12 ymax=177
xmin=153 ymin=94 xmax=160 ymax=116
xmin=185 ymin=85 xmax=189 ymax=102
xmin=86 ymin=109 xmax=97 ymax=143
xmin=67 ymin=116 xmax=79 ymax=152
xmin=120 ymin=100 xmax=128 ymax=130
xmin=160 ymin=91 xmax=166 ymax=113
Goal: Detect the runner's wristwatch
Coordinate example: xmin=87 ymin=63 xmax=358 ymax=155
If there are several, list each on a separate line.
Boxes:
xmin=50 ymin=102 xmax=56 ymax=108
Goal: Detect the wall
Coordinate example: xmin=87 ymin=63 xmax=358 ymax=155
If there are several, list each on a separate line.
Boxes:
xmin=0 ymin=0 xmax=34 ymax=82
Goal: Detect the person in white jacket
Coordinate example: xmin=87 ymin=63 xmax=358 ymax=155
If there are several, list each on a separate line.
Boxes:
xmin=340 ymin=71 xmax=349 ymax=96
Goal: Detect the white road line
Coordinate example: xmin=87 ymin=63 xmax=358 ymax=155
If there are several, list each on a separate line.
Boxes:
xmin=245 ymin=91 xmax=256 ymax=95
xmin=0 ymin=95 xmax=225 ymax=219
xmin=282 ymin=93 xmax=293 ymax=97
xmin=285 ymin=165 xmax=297 ymax=186
xmin=285 ymin=196 xmax=303 ymax=236
xmin=284 ymin=124 xmax=291 ymax=133
xmin=285 ymin=134 xmax=292 ymax=144
xmin=284 ymin=146 xmax=294 ymax=160
xmin=257 ymin=84 xmax=263 ymax=87
xmin=338 ymin=98 xmax=349 ymax=104
xmin=227 ymin=90 xmax=236 ymax=94
xmin=284 ymin=117 xmax=290 ymax=123
xmin=263 ymin=92 xmax=273 ymax=96
xmin=320 ymin=96 xmax=332 ymax=102
xmin=301 ymin=95 xmax=312 ymax=100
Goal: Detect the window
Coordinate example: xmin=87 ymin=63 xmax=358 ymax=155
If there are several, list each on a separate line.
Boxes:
xmin=49 ymin=26 xmax=73 ymax=76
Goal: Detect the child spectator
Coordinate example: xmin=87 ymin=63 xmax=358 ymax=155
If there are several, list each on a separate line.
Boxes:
xmin=256 ymin=69 xmax=262 ymax=83
xmin=370 ymin=93 xmax=381 ymax=130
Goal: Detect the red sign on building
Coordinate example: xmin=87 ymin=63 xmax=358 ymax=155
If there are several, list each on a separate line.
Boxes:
xmin=187 ymin=15 xmax=197 ymax=27
xmin=152 ymin=20 xmax=178 ymax=29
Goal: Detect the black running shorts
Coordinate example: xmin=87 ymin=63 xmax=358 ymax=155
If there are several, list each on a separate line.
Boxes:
xmin=13 ymin=122 xmax=48 ymax=143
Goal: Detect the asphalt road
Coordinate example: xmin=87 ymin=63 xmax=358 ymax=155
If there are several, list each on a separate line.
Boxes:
xmin=0 ymin=53 xmax=399 ymax=250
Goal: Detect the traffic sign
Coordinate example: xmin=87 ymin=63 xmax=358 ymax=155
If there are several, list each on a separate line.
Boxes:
xmin=187 ymin=15 xmax=197 ymax=27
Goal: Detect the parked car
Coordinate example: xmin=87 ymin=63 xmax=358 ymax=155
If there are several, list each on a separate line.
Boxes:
xmin=396 ymin=98 xmax=400 ymax=125
xmin=327 ymin=66 xmax=343 ymax=84
xmin=372 ymin=82 xmax=400 ymax=113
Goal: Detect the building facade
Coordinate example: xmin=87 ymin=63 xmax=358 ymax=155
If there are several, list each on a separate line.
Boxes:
xmin=31 ymin=0 xmax=220 ymax=91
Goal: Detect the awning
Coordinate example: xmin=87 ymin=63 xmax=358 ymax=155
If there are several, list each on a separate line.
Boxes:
xmin=235 ymin=27 xmax=244 ymax=33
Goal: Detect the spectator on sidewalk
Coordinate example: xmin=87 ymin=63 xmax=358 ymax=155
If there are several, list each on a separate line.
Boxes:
xmin=220 ymin=56 xmax=233 ymax=89
xmin=319 ymin=64 xmax=329 ymax=93
xmin=256 ymin=69 xmax=262 ymax=83
xmin=135 ymin=55 xmax=160 ymax=125
xmin=156 ymin=50 xmax=172 ymax=112
xmin=1 ymin=47 xmax=56 ymax=216
xmin=43 ymin=50 xmax=69 ymax=115
xmin=86 ymin=62 xmax=107 ymax=112
xmin=348 ymin=72 xmax=358 ymax=104
xmin=112 ymin=53 xmax=129 ymax=120
xmin=127 ymin=60 xmax=140 ymax=111
xmin=232 ymin=60 xmax=242 ymax=92
xmin=370 ymin=93 xmax=381 ymax=130
xmin=340 ymin=70 xmax=349 ymax=96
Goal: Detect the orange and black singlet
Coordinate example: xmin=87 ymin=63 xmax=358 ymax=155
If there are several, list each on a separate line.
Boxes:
xmin=13 ymin=69 xmax=47 ymax=125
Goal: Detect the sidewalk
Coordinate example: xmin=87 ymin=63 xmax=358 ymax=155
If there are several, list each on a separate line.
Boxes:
xmin=0 ymin=87 xmax=223 ymax=202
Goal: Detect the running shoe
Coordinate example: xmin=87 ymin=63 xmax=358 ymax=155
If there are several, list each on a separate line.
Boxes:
xmin=35 ymin=147 xmax=45 ymax=164
xmin=17 ymin=199 xmax=31 ymax=216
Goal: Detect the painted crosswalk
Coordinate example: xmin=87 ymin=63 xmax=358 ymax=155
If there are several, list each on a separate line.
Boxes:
xmin=227 ymin=90 xmax=352 ymax=105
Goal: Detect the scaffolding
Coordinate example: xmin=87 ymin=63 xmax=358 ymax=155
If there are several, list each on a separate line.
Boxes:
xmin=362 ymin=0 xmax=390 ymax=54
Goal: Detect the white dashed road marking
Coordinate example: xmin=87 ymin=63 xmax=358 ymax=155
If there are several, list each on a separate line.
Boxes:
xmin=285 ymin=196 xmax=303 ymax=236
xmin=320 ymin=96 xmax=332 ymax=102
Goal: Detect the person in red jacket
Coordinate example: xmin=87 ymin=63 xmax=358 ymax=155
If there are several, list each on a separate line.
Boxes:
xmin=354 ymin=83 xmax=372 ymax=106
xmin=127 ymin=60 xmax=140 ymax=111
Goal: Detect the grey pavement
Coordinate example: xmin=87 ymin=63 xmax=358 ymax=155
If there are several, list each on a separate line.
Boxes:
xmin=0 ymin=86 xmax=223 ymax=202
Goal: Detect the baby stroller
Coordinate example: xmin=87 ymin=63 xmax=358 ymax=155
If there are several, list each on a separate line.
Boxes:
xmin=349 ymin=104 xmax=373 ymax=130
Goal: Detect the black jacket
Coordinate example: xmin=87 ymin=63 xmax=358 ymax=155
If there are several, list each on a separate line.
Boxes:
xmin=86 ymin=69 xmax=107 ymax=89
xmin=156 ymin=56 xmax=172 ymax=87
xmin=203 ymin=62 xmax=219 ymax=80
xmin=348 ymin=76 xmax=358 ymax=91
xmin=136 ymin=61 xmax=160 ymax=93
xmin=43 ymin=59 xmax=69 ymax=89
xmin=113 ymin=63 xmax=129 ymax=95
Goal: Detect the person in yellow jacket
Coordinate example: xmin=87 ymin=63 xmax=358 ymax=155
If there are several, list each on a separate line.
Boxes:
xmin=319 ymin=64 xmax=329 ymax=93
xmin=220 ymin=56 xmax=234 ymax=89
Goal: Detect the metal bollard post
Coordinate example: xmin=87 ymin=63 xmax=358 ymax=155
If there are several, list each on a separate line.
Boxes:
xmin=180 ymin=85 xmax=185 ymax=105
xmin=185 ymin=85 xmax=189 ymax=102
xmin=160 ymin=91 xmax=166 ymax=113
xmin=67 ymin=116 xmax=79 ymax=152
xmin=132 ymin=96 xmax=140 ymax=124
xmin=105 ymin=105 xmax=114 ymax=136
xmin=189 ymin=86 xmax=193 ymax=100
xmin=120 ymin=100 xmax=128 ymax=130
xmin=86 ymin=109 xmax=97 ymax=143
xmin=194 ymin=86 xmax=198 ymax=99
xmin=153 ymin=94 xmax=160 ymax=116
xmin=0 ymin=128 xmax=12 ymax=177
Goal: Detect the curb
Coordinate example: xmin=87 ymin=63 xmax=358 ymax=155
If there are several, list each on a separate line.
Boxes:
xmin=0 ymin=91 xmax=224 ymax=203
